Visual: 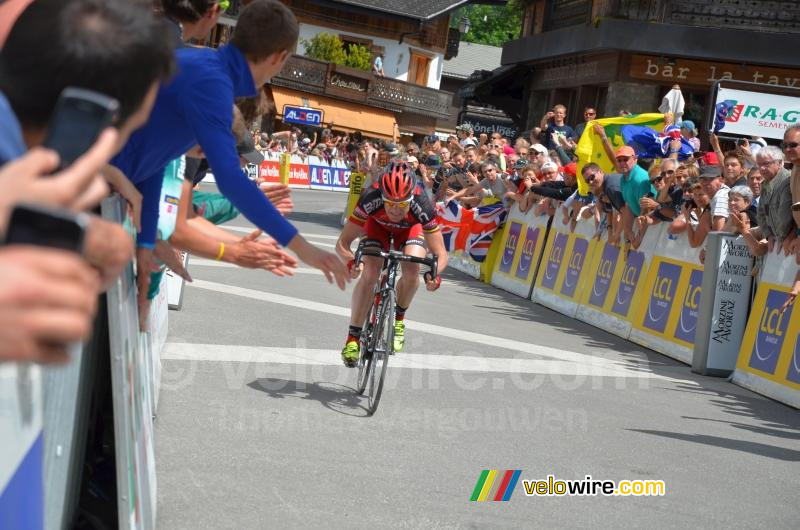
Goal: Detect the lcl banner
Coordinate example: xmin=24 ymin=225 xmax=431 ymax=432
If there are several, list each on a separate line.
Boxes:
xmin=491 ymin=204 xmax=550 ymax=299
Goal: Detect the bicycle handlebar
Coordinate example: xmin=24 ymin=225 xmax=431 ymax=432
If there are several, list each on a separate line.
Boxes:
xmin=353 ymin=241 xmax=438 ymax=281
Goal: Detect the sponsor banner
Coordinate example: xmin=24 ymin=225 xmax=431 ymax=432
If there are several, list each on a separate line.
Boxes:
xmin=733 ymin=278 xmax=800 ymax=408
xmin=611 ymin=250 xmax=646 ymax=318
xmin=532 ymin=216 xmax=598 ymax=318
xmin=714 ymin=86 xmax=800 ymax=140
xmin=673 ymin=267 xmax=703 ymax=345
xmin=641 ymin=260 xmax=682 ymax=334
xmin=260 ymin=160 xmax=311 ymax=188
xmin=490 ymin=205 xmax=549 ymax=298
xmin=282 ymin=105 xmax=324 ymax=126
xmin=344 ymin=172 xmax=366 ymax=222
xmin=586 ymin=243 xmax=621 ymax=310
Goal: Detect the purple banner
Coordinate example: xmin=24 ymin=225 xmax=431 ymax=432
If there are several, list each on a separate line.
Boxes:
xmin=588 ymin=243 xmax=620 ymax=308
xmin=309 ymin=165 xmax=350 ymax=190
xmin=611 ymin=250 xmax=644 ymax=317
xmin=560 ymin=237 xmax=589 ymax=297
xmin=499 ymin=221 xmax=523 ymax=274
xmin=541 ymin=232 xmax=568 ymax=290
xmin=515 ymin=226 xmax=540 ymax=280
xmin=749 ymin=289 xmax=792 ymax=375
xmin=786 ymin=335 xmax=800 ymax=385
xmin=674 ymin=268 xmax=703 ymax=344
xmin=642 ymin=261 xmax=681 ymax=333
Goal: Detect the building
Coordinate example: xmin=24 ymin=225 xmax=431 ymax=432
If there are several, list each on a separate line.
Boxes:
xmin=467 ymin=0 xmax=800 ymax=138
xmin=440 ymin=41 xmax=519 ymax=140
xmin=212 ymin=0 xmax=506 ymax=140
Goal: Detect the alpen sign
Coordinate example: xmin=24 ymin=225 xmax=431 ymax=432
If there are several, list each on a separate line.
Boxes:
xmin=283 ymin=105 xmax=323 ymax=126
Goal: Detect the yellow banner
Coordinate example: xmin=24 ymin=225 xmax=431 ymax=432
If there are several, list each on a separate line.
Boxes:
xmin=574 ymin=113 xmax=665 ymax=195
xmin=279 ymin=152 xmax=291 ymax=185
xmin=344 ymin=172 xmax=366 ymax=221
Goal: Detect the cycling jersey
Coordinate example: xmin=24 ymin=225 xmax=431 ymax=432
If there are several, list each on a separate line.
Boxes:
xmin=350 ymin=181 xmax=440 ymax=234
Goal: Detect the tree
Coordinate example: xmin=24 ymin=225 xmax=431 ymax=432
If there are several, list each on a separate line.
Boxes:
xmin=344 ymin=43 xmax=372 ymax=71
xmin=302 ymin=33 xmax=346 ymax=65
xmin=302 ymin=32 xmax=372 ymax=72
xmin=451 ymin=4 xmax=523 ymax=47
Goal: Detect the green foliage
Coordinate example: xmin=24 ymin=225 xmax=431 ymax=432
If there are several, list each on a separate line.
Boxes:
xmin=302 ymin=33 xmax=346 ymax=65
xmin=451 ymin=4 xmax=523 ymax=47
xmin=343 ymin=43 xmax=372 ymax=71
xmin=302 ymin=33 xmax=372 ymax=72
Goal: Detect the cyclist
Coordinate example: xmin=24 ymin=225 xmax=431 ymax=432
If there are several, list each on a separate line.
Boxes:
xmin=336 ymin=160 xmax=448 ymax=366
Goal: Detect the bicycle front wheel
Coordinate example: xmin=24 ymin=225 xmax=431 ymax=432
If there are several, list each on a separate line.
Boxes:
xmin=367 ymin=287 xmax=394 ymax=415
xmin=356 ymin=293 xmax=380 ymax=395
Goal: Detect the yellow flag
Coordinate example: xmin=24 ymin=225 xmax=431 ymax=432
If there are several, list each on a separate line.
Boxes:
xmin=574 ymin=113 xmax=665 ymax=195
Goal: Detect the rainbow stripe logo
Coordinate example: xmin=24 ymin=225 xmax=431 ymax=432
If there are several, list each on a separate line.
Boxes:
xmin=470 ymin=470 xmax=522 ymax=501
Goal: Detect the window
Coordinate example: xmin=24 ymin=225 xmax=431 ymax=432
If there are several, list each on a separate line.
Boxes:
xmin=408 ymin=51 xmax=431 ymax=86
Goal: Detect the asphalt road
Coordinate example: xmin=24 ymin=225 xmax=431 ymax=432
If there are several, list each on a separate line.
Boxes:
xmin=155 ymin=187 xmax=798 ymax=529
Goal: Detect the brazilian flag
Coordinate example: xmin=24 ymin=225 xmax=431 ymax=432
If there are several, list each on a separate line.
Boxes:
xmin=574 ymin=113 xmax=665 ymax=196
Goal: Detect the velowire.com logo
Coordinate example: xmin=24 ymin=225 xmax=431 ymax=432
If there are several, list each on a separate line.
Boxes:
xmin=470 ymin=470 xmax=522 ymax=502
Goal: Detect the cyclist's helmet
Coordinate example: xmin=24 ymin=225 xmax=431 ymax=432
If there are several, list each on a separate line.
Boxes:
xmin=380 ymin=159 xmax=415 ymax=202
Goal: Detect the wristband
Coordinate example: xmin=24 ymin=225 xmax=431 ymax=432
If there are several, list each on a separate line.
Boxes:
xmin=215 ymin=242 xmax=225 ymax=261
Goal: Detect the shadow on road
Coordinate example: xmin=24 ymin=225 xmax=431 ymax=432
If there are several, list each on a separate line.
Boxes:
xmin=246 ymin=378 xmax=371 ymax=417
xmin=628 ymin=429 xmax=800 ymax=462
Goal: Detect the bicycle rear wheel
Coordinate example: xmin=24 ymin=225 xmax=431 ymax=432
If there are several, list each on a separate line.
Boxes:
xmin=367 ymin=288 xmax=394 ymax=415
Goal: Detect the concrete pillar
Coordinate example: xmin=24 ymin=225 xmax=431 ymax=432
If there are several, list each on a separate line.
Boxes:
xmin=604 ymin=81 xmax=660 ymax=117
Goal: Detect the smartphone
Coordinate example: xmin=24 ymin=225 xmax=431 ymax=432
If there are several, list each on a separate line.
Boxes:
xmin=4 ymin=203 xmax=88 ymax=253
xmin=42 ymin=87 xmax=119 ymax=171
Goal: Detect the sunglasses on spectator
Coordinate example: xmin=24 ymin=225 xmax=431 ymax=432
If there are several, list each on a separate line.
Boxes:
xmin=615 ymin=156 xmax=631 ymax=162
xmin=584 ymin=172 xmax=599 ymax=183
xmin=651 ymin=175 xmax=664 ymax=184
xmin=781 ymin=141 xmax=799 ymax=149
xmin=383 ymin=197 xmax=410 ymax=208
xmin=585 ymin=111 xmax=596 ymax=116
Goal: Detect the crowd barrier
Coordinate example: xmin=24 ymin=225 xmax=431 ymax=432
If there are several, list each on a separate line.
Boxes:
xmin=732 ymin=249 xmax=800 ymax=408
xmin=2 ymin=195 xmax=169 ymax=530
xmin=450 ymin=202 xmax=797 ymax=409
xmin=258 ymin=152 xmax=351 ymax=192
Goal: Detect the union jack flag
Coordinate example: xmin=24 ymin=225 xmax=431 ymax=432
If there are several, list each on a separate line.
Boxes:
xmin=435 ymin=200 xmax=507 ymax=262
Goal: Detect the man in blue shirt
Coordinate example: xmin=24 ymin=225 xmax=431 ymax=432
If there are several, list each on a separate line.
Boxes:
xmin=112 ymin=0 xmax=348 ymax=302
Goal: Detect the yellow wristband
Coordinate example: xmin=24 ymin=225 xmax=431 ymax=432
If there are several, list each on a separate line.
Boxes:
xmin=215 ymin=242 xmax=225 ymax=261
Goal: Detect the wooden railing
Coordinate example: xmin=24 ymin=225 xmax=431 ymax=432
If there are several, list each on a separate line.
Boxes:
xmin=271 ymin=54 xmax=453 ymax=119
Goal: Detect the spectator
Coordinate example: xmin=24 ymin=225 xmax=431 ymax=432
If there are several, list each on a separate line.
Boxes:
xmin=583 ymin=163 xmax=628 ymax=245
xmin=530 ymin=143 xmax=549 ymax=168
xmin=680 ymin=180 xmax=712 ymax=248
xmin=783 ymin=125 xmax=800 ymax=250
xmin=722 ymin=151 xmax=747 ymax=187
xmin=724 ymin=185 xmax=757 ymax=233
xmin=603 ymin=144 xmax=656 ymax=245
xmin=747 ymin=166 xmax=763 ymax=207
xmin=438 ymin=147 xmax=451 ymax=162
xmin=406 ymin=142 xmax=420 ymax=159
xmin=698 ymin=165 xmax=729 ymax=232
xmin=539 ymin=104 xmax=575 ymax=151
xmin=372 ymin=52 xmax=385 ymax=76
xmin=679 ymin=120 xmax=700 ymax=152
xmin=574 ymin=106 xmax=597 ymax=139
xmin=748 ymin=145 xmax=793 ymax=255
xmin=637 ymin=158 xmax=682 ymax=227
xmin=456 ymin=124 xmax=475 ymax=147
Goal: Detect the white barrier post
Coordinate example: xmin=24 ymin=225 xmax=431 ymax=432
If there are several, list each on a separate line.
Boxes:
xmin=692 ymin=233 xmax=754 ymax=376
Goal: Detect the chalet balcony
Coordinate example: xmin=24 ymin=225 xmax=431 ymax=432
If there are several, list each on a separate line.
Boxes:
xmin=271 ymin=54 xmax=453 ymax=120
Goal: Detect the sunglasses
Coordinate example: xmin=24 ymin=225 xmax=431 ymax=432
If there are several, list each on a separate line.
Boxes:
xmin=651 ymin=175 xmax=664 ymax=184
xmin=615 ymin=156 xmax=631 ymax=163
xmin=781 ymin=141 xmax=799 ymax=149
xmin=383 ymin=197 xmax=410 ymax=208
xmin=584 ymin=172 xmax=599 ymax=183
xmin=585 ymin=112 xmax=596 ymax=116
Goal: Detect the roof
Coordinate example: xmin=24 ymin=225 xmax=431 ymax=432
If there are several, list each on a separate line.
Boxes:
xmin=442 ymin=41 xmax=503 ymax=79
xmin=320 ymin=0 xmax=505 ymax=22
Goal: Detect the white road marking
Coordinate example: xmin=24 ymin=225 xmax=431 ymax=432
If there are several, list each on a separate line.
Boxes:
xmin=186 ymin=279 xmax=693 ymax=383
xmin=161 ymin=343 xmax=676 ymax=380
xmin=191 ymin=259 xmax=322 ymax=274
xmin=222 ymin=226 xmax=338 ymax=240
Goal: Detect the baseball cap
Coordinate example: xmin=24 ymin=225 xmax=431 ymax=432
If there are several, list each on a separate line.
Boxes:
xmin=301 ymin=137 xmax=311 ymax=145
xmin=615 ymin=145 xmax=636 ymax=158
xmin=561 ymin=162 xmax=577 ymax=177
xmin=680 ymin=120 xmax=696 ymax=132
xmin=699 ymin=165 xmax=721 ymax=179
xmin=423 ymin=155 xmax=442 ymax=168
xmin=462 ymin=137 xmax=478 ymax=147
xmin=541 ymin=161 xmax=559 ymax=172
xmin=531 ymin=143 xmax=548 ymax=155
xmin=406 ymin=155 xmax=418 ymax=165
xmin=512 ymin=159 xmax=529 ymax=170
xmin=701 ymin=151 xmax=719 ymax=165
xmin=237 ymin=135 xmax=264 ymax=165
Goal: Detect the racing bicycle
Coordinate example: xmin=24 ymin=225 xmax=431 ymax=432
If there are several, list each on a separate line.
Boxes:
xmin=352 ymin=238 xmax=438 ymax=416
